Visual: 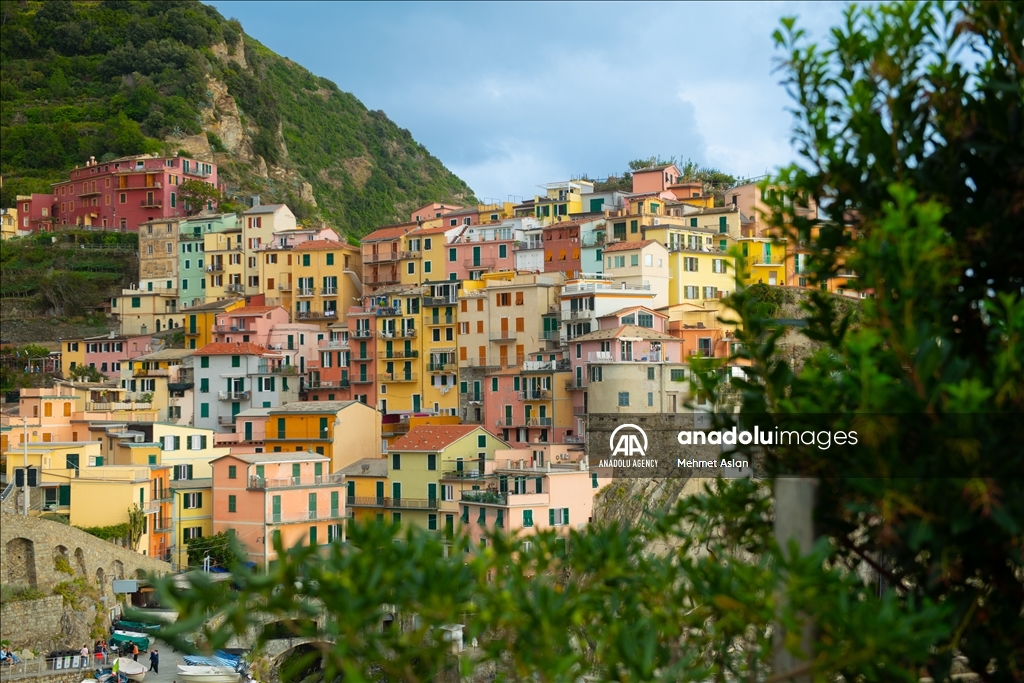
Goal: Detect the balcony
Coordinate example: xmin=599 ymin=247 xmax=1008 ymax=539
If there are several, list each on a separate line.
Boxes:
xmin=581 ymin=233 xmax=607 ymax=247
xmin=226 ymin=283 xmax=244 ymax=294
xmin=423 ymin=294 xmax=458 ymax=306
xmin=351 ymin=376 xmax=373 ymax=384
xmin=213 ymin=325 xmax=245 ymax=333
xmin=133 ymin=367 xmax=169 ymax=377
xmin=296 ymin=288 xmax=315 ymax=297
xmin=382 ymin=349 xmax=418 ymax=359
xmin=515 ymin=239 xmax=543 ymax=251
xmin=528 ymin=417 xmax=553 ymax=426
xmin=206 ymin=263 xmax=224 ymax=272
xmin=140 ymin=198 xmax=163 ymax=208
xmin=380 ymin=372 xmax=417 ymax=383
xmin=322 ymin=340 xmax=350 ymax=350
xmin=84 ymin=401 xmax=151 ymax=411
xmin=248 ymin=473 xmax=344 ymax=489
xmin=366 ymin=272 xmax=400 ymax=285
xmin=522 ymin=359 xmax=569 ymax=372
xmin=573 ymin=406 xmax=587 ymax=416
xmin=364 ymin=251 xmax=401 ymax=263
xmin=217 ymin=415 xmax=237 ymax=426
xmin=379 ymin=328 xmax=417 ymax=339
xmin=460 ymin=392 xmax=483 ymax=403
xmin=427 ymin=362 xmax=454 ymax=372
xmin=271 ymin=365 xmax=299 ymax=375
xmin=277 ymin=282 xmax=292 ymax=291
xmin=489 ymin=331 xmax=518 ymax=342
xmin=268 ymin=509 xmax=348 ymax=525
xmin=564 ymin=435 xmax=585 ymax=444
xmin=321 ymin=287 xmax=338 ymax=296
xmin=461 ymin=490 xmax=507 ymax=505
xmin=588 ymin=351 xmax=613 ymax=362
xmin=367 ymin=305 xmax=402 ymax=316
xmin=346 ymin=496 xmax=437 ymax=510
xmin=540 ymin=330 xmax=561 ymax=341
xmin=750 ymin=256 xmax=784 ymax=266
xmin=463 ymin=258 xmax=497 ymax=269
xmin=427 ymin=315 xmax=454 ymax=326
xmin=382 ymin=422 xmax=411 ymax=435
xmin=217 ymin=390 xmax=251 ymax=401
xmin=565 ymin=378 xmax=586 ymax=391
xmin=351 ymin=329 xmax=374 ymax=339
xmin=297 ymin=310 xmax=338 ymax=320
xmin=561 ymin=281 xmax=651 ymax=294
xmin=518 ymin=389 xmax=551 ymax=401
xmin=561 ymin=309 xmax=595 ymax=321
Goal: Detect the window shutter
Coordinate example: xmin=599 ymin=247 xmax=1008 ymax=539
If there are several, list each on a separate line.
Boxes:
xmin=549 ymin=509 xmax=555 ymax=526
xmin=201 ymin=435 xmax=207 ymax=449
xmin=564 ymin=508 xmax=569 ymax=525
xmin=187 ymin=464 xmax=193 ymax=479
xmin=174 ymin=435 xmax=181 ymax=450
xmin=197 ymin=492 xmax=203 ymax=508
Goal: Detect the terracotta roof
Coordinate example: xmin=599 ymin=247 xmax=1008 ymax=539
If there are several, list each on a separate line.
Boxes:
xmin=388 ymin=425 xmax=481 ymax=452
xmin=214 ymin=452 xmax=329 ymax=464
xmin=294 ymin=239 xmax=349 ymax=251
xmin=416 ymin=224 xmax=458 ymax=236
xmin=269 ymin=400 xmax=362 ymax=414
xmin=192 ymin=342 xmax=274 ymax=357
xmin=363 ymin=223 xmax=416 ymax=242
xmin=226 ymin=306 xmax=279 ymax=316
xmin=603 ymin=239 xmax=658 ymax=253
xmin=542 ymin=220 xmax=583 ymax=231
xmin=570 ymin=324 xmax=678 ymax=343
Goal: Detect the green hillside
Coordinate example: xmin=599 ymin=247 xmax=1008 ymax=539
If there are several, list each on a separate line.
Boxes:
xmin=0 ymin=0 xmax=475 ymax=238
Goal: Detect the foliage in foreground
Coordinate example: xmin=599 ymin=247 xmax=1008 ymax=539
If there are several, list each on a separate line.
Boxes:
xmin=155 ymin=481 xmax=949 ymax=683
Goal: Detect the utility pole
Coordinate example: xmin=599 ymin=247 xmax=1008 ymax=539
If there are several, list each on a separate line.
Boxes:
xmin=22 ymin=416 xmax=29 ymax=516
xmin=773 ymin=477 xmax=817 ymax=682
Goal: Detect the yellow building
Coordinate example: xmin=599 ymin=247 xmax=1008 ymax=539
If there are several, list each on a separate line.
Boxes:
xmin=265 ymin=400 xmax=383 ymax=473
xmin=60 ymin=339 xmax=86 ymax=376
xmin=641 ymin=224 xmax=736 ymax=305
xmin=170 ymin=476 xmax=213 ymax=569
xmin=738 ymin=237 xmax=788 ymax=287
xmin=385 ymin=424 xmax=508 ymax=529
xmin=203 ymin=226 xmax=245 ymax=302
xmin=290 ymin=239 xmax=363 ymax=330
xmin=336 ymin=457 xmax=388 ymax=522
xmin=184 ymin=297 xmax=245 ymax=350
xmin=1 ymin=207 xmax=19 ymax=239
xmin=514 ymin=182 xmax=590 ymax=225
xmin=119 ymin=349 xmax=194 ymax=421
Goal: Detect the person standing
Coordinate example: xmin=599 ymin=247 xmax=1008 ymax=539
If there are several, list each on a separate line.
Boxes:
xmin=148 ymin=649 xmax=159 ymax=674
xmin=131 ymin=643 xmax=139 ymax=662
xmin=80 ymin=645 xmax=90 ymax=669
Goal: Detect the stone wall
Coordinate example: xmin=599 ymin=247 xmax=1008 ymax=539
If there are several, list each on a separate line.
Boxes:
xmin=1 ymin=512 xmax=172 ymax=654
xmin=0 ymin=595 xmax=64 ymax=652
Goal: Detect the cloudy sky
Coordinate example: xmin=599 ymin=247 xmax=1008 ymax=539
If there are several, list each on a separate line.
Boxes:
xmin=209 ymin=1 xmax=849 ymax=201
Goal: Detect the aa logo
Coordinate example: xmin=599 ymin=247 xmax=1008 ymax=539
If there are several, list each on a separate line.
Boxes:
xmin=609 ymin=424 xmax=648 ymax=457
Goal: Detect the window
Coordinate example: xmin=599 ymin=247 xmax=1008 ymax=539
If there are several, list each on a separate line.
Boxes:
xmin=407 ymin=262 xmax=415 ymax=274
xmin=550 ymin=508 xmax=569 ymax=526
xmin=231 ymin=355 xmax=240 ymax=367
xmin=227 ymin=495 xmax=236 ymax=512
xmin=326 ymin=253 xmax=334 ymax=266
xmin=477 ymin=434 xmax=487 ymax=448
xmin=131 ymin=297 xmax=141 ymax=308
xmin=392 ymin=453 xmax=401 ymax=470
xmin=478 ymin=507 xmax=487 ymax=524
xmin=637 ymin=313 xmax=653 ymax=328
xmin=522 ymin=509 xmax=534 ymax=528
xmin=424 ymin=261 xmax=432 ymax=273
xmin=671 ymin=368 xmax=686 ymax=382
xmin=302 ymin=254 xmax=311 ymax=267
xmin=499 ymin=244 xmax=507 ymax=259
xmin=200 ymin=403 xmax=209 ymax=418
xmin=491 ymin=377 xmax=498 ymax=392
xmin=648 ymin=392 xmax=654 ymax=407
xmin=427 ymin=453 xmax=436 ymax=470
xmin=618 ymin=391 xmax=630 ymax=407
xmin=183 ymin=492 xmax=203 ymax=509
xmin=427 ymin=514 xmax=437 ymax=531
xmin=184 ymin=526 xmax=203 ymax=540
xmin=449 ymin=248 xmax=457 ymax=262
xmin=647 ymin=367 xmax=655 ymax=380
xmin=630 ymin=219 xmax=638 ymax=233
xmin=228 ymin=465 xmax=236 ymax=479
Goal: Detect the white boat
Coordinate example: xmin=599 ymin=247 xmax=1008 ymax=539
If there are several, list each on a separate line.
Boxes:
xmin=114 ymin=657 xmax=147 ymax=682
xmin=176 ymin=664 xmax=241 ymax=683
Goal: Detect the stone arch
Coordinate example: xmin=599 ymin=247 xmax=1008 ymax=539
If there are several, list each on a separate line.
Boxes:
xmin=74 ymin=547 xmax=87 ymax=574
xmin=5 ymin=537 xmax=38 ymax=588
xmin=268 ymin=641 xmax=332 ymax=679
xmin=111 ymin=559 xmax=124 ymax=580
xmin=96 ymin=566 xmax=106 ymax=588
xmin=53 ymin=544 xmax=70 ymax=572
xmin=134 ymin=568 xmax=145 ymax=579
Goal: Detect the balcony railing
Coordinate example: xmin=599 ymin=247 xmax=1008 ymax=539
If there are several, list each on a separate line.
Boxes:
xmin=206 ymin=263 xmax=224 ymax=272
xmin=528 ymin=417 xmax=553 ymax=426
xmin=296 ymin=288 xmax=315 ymax=297
xmin=277 ymin=282 xmax=292 ymax=291
xmin=427 ymin=315 xmax=455 ymax=326
xmin=381 ymin=422 xmax=411 ymax=435
xmin=380 ymin=372 xmax=417 ymax=383
xmin=297 ymin=310 xmax=338 ymax=319
xmin=351 ymin=376 xmax=373 ymax=384
xmin=84 ymin=401 xmax=152 ymax=411
xmin=489 ymin=331 xmax=518 ymax=342
xmin=268 ymin=509 xmax=348 ymax=524
xmin=321 ymin=340 xmax=350 ymax=350
xmin=217 ymin=390 xmax=251 ymax=401
xmin=366 ymin=272 xmax=401 ymax=285
xmin=382 ymin=349 xmax=418 ymax=359
xmin=364 ymin=251 xmax=401 ymax=263
xmin=346 ymin=496 xmax=437 ymax=510
xmin=249 ymin=473 xmax=344 ymax=489
xmin=351 ymin=329 xmax=374 ymax=339
xmin=133 ymin=367 xmax=169 ymax=377
xmin=518 ymin=389 xmax=551 ymax=401
xmin=271 ymin=365 xmax=299 ymax=375
xmin=515 ymin=239 xmax=544 ymax=250
xmin=561 ymin=309 xmax=594 ymax=321
xmin=226 ymin=283 xmax=245 ymax=294
xmin=463 ymin=258 xmax=497 ymax=269
xmin=427 ymin=362 xmax=454 ymax=372
xmin=140 ymin=199 xmax=163 ymax=208
xmin=379 ymin=329 xmax=416 ymax=339
xmin=573 ymin=406 xmax=587 ymax=416
xmin=423 ymin=295 xmax=458 ymax=306
xmin=566 ymin=378 xmax=586 ymax=390
xmin=321 ymin=287 xmax=338 ymax=296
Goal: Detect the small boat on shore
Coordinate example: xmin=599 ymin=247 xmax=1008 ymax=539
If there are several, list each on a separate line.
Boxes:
xmin=176 ymin=664 xmax=241 ymax=683
xmin=115 ymin=657 xmax=147 ymax=682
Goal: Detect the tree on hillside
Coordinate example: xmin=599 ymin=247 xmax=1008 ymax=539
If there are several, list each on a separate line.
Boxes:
xmin=150 ymin=3 xmax=1022 ymax=682
xmin=178 ymin=179 xmax=222 ymax=216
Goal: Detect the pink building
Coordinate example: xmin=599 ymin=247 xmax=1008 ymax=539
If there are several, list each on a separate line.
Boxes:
xmin=214 ymin=407 xmax=271 ymax=452
xmin=211 ymin=306 xmax=291 ymax=345
xmin=14 ymin=193 xmax=57 ymax=232
xmin=82 ymin=333 xmax=154 ymax=380
xmin=482 ymin=359 xmax=574 ymax=447
xmin=41 ymin=154 xmax=219 ymax=232
xmin=446 ymin=224 xmax=520 ymax=281
xmin=543 ymin=220 xmax=583 ymax=275
xmin=630 ymin=164 xmax=681 ymax=194
xmin=210 ymin=452 xmax=346 ymax=568
xmin=439 ymin=447 xmax=597 ymax=547
xmin=410 ymin=203 xmax=462 ymax=223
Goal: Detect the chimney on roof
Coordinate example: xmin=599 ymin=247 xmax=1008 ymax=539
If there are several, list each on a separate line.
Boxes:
xmin=361 ymin=464 xmax=369 ymax=473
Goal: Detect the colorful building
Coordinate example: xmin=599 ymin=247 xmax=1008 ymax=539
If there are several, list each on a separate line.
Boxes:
xmin=170 ymin=476 xmax=213 ymax=569
xmin=210 ymin=452 xmax=347 ymax=568
xmin=119 ymin=348 xmax=194 ymax=422
xmin=335 ymin=457 xmax=388 ymax=523
xmin=601 ymin=240 xmax=671 ymax=308
xmin=482 ymin=355 xmax=575 ymax=446
xmin=384 ymin=425 xmax=508 ymax=530
xmin=178 ymin=213 xmax=239 ymax=310
xmin=264 ymin=400 xmax=382 ymax=473
xmin=291 ymin=239 xmax=363 ymax=329
xmin=361 ymin=223 xmax=416 ymax=293
xmin=558 ymin=277 xmax=657 ymax=342
xmin=192 ymin=342 xmax=297 ymax=433
xmin=184 ymin=298 xmax=245 ymax=349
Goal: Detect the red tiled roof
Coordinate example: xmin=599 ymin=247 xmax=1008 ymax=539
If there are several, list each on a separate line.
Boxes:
xmin=389 ymin=425 xmax=481 ymax=451
xmin=193 ymin=342 xmax=274 ymax=357
xmin=603 ymin=239 xmax=658 ymax=253
xmin=416 ymin=224 xmax=458 ymax=235
xmin=363 ymin=223 xmax=416 ymax=242
xmin=227 ymin=306 xmax=278 ymax=316
xmin=542 ymin=220 xmax=583 ymax=231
